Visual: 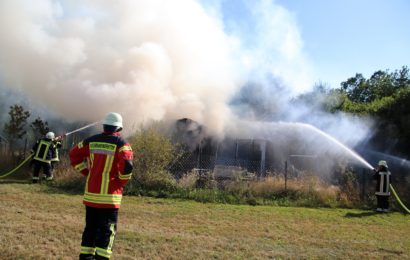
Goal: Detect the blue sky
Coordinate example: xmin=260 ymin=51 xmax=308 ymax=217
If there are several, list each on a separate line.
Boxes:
xmin=217 ymin=0 xmax=410 ymax=89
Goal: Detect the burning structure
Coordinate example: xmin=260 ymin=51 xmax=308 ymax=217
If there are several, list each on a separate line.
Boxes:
xmin=170 ymin=118 xmax=325 ymax=178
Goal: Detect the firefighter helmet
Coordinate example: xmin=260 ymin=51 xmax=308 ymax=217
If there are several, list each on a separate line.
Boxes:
xmin=378 ymin=160 xmax=388 ymax=168
xmin=45 ymin=132 xmax=55 ymax=140
xmin=103 ymin=112 xmax=123 ymax=128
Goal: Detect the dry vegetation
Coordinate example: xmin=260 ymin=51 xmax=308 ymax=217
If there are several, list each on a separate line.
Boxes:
xmin=0 ymin=183 xmax=409 ymax=259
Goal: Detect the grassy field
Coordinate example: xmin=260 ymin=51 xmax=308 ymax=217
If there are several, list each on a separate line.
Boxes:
xmin=0 ymin=183 xmax=409 ymax=259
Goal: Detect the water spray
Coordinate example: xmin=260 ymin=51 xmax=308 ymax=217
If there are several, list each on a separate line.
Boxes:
xmin=368 ymin=150 xmax=410 ymax=168
xmin=300 ymin=123 xmax=374 ymax=170
xmin=62 ymin=121 xmax=100 ymax=137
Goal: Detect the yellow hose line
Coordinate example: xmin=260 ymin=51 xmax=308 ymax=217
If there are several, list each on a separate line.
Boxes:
xmin=390 ymin=184 xmax=410 ymax=214
xmin=0 ymin=153 xmax=34 ymax=179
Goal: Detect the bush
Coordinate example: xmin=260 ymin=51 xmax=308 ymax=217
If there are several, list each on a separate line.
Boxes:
xmin=127 ymin=170 xmax=177 ymax=195
xmin=126 ymin=125 xmax=178 ymax=195
xmin=337 ymin=170 xmax=361 ymax=207
xmin=177 ymin=170 xmax=199 ymax=189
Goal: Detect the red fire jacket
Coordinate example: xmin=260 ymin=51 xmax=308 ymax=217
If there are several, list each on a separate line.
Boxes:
xmin=69 ymin=132 xmax=134 ymax=208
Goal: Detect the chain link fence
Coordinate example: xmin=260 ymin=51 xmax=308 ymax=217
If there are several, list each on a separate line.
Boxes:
xmin=167 ymin=144 xmax=410 ymax=206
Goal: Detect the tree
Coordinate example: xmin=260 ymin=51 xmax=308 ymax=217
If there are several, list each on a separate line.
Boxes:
xmin=393 ymin=66 xmax=410 ymax=89
xmin=340 ymin=66 xmax=410 ymax=106
xmin=337 ymin=66 xmax=410 ymax=155
xmin=30 ymin=117 xmax=49 ymax=139
xmin=4 ymin=104 xmax=30 ymax=151
xmin=340 ymin=73 xmax=373 ymax=103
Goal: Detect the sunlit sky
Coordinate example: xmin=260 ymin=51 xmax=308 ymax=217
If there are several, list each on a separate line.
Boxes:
xmin=215 ymin=0 xmax=410 ymax=89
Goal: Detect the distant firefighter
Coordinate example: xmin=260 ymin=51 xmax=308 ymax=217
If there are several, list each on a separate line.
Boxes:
xmin=31 ymin=131 xmax=59 ymax=183
xmin=69 ymin=112 xmax=134 ymax=260
xmin=373 ymin=160 xmax=391 ymax=213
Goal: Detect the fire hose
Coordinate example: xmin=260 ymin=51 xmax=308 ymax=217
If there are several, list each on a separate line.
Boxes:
xmin=390 ymin=184 xmax=410 ymax=214
xmin=0 ymin=122 xmax=99 ymax=179
xmin=0 ymin=153 xmax=34 ymax=179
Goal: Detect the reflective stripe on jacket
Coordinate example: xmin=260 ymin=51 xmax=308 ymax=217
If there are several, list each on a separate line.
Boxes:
xmin=374 ymin=170 xmax=391 ymax=196
xmin=32 ymin=138 xmax=55 ymax=163
xmin=69 ymin=132 xmax=134 ymax=208
xmin=51 ymin=140 xmax=62 ymax=162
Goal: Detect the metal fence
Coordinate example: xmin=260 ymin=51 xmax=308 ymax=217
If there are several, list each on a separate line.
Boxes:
xmin=167 ymin=147 xmax=410 ymax=206
xmin=169 ymin=153 xmax=266 ymax=178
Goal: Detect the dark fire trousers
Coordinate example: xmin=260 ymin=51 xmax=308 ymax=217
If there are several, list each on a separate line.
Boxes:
xmin=80 ymin=206 xmax=118 ymax=260
xmin=376 ymin=195 xmax=389 ymax=210
xmin=32 ymin=161 xmax=52 ymax=182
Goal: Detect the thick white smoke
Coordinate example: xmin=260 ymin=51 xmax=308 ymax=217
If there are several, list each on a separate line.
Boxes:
xmin=0 ymin=0 xmax=372 ymax=158
xmin=0 ymin=0 xmax=243 ymax=135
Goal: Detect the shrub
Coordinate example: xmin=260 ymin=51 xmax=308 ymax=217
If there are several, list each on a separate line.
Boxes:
xmin=177 ymin=170 xmax=199 ymax=189
xmin=127 ymin=170 xmax=177 ymax=195
xmin=249 ymin=176 xmax=284 ymax=197
xmin=337 ymin=169 xmax=361 ymax=207
xmin=126 ymin=125 xmax=178 ymax=195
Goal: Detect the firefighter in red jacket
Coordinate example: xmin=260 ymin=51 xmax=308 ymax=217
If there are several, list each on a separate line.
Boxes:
xmin=69 ymin=112 xmax=133 ymax=260
xmin=373 ymin=160 xmax=391 ymax=213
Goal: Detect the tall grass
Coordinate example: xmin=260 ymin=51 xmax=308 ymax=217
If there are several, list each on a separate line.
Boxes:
xmin=171 ymin=173 xmax=356 ymax=207
xmin=46 ymin=159 xmax=358 ymax=208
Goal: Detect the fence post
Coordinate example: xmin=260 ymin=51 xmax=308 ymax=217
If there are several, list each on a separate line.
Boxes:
xmin=235 ymin=139 xmax=238 ymax=166
xmin=285 ymin=160 xmax=288 ymax=191
xmin=196 ymin=144 xmax=200 ymax=168
xmin=361 ymin=168 xmax=366 ymax=202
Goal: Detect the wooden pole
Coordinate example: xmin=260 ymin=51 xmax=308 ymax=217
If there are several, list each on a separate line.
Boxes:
xmin=285 ymin=160 xmax=288 ymax=191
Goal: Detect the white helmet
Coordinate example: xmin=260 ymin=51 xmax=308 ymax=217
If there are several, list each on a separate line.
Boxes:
xmin=103 ymin=112 xmax=123 ymax=128
xmin=45 ymin=132 xmax=55 ymax=139
xmin=378 ymin=160 xmax=388 ymax=168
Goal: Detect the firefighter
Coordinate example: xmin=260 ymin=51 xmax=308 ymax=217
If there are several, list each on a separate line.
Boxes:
xmin=373 ymin=160 xmax=391 ymax=213
xmin=31 ymin=131 xmax=58 ymax=183
xmin=69 ymin=112 xmax=134 ymax=260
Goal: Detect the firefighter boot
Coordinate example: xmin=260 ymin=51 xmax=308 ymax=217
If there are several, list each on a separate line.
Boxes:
xmin=32 ymin=176 xmax=40 ymax=184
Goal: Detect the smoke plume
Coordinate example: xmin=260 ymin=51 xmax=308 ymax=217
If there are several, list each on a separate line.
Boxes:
xmin=0 ymin=0 xmax=373 ymax=164
xmin=0 ymin=0 xmax=241 ymax=134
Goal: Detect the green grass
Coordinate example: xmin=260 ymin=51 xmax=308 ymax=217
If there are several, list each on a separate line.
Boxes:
xmin=0 ymin=183 xmax=409 ymax=259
